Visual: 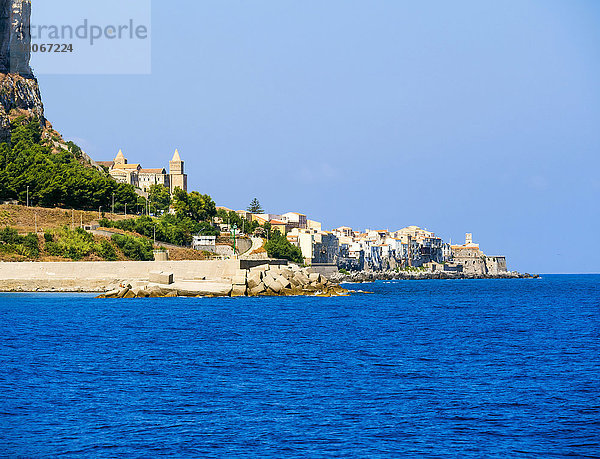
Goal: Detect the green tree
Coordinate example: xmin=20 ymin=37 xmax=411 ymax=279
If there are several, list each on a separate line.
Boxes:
xmin=264 ymin=229 xmax=304 ymax=264
xmin=148 ymin=184 xmax=171 ymax=214
xmin=173 ymin=188 xmax=216 ymax=222
xmin=247 ymin=198 xmax=264 ymax=214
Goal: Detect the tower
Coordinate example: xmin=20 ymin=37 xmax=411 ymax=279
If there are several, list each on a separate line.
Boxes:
xmin=114 ymin=149 xmax=127 ymax=165
xmin=466 ymin=233 xmax=473 ymax=245
xmin=169 ymin=149 xmax=187 ymax=194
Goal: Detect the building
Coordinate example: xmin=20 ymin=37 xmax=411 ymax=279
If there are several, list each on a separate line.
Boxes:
xmin=451 ymin=233 xmax=508 ymax=275
xmin=138 ymin=168 xmax=169 ymax=192
xmin=307 ymin=219 xmax=322 ymax=231
xmin=281 ymin=212 xmax=308 ymax=230
xmin=192 ymin=235 xmax=217 ymax=251
xmin=312 ymin=232 xmax=340 ymax=265
xmin=98 ymin=149 xmax=186 ymax=195
xmin=169 ymin=149 xmax=188 ymax=194
xmin=269 ymin=219 xmax=288 ymax=235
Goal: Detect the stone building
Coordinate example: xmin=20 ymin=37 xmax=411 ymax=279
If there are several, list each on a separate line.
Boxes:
xmin=451 ymin=233 xmax=508 ymax=275
xmin=97 ymin=149 xmax=188 ymax=195
xmin=169 ymin=149 xmax=188 ymax=194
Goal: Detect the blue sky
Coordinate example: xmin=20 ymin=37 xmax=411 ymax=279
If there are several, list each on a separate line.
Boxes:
xmin=34 ymin=0 xmax=600 ymax=273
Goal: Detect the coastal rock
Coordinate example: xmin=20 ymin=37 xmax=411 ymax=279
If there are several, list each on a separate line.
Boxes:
xmin=231 ymin=284 xmax=247 ymax=297
xmin=0 ymin=0 xmax=33 ymax=76
xmin=247 ymin=271 xmax=262 ymax=289
xmin=0 ymin=1 xmax=45 ymax=143
xmin=249 ymin=282 xmax=266 ymax=296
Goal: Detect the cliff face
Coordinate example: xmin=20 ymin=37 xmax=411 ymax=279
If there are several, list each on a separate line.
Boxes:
xmin=0 ymin=0 xmax=32 ymax=76
xmin=0 ymin=0 xmax=44 ymax=144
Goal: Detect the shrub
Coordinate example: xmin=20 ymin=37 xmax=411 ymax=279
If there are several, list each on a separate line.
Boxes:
xmin=44 ymin=226 xmax=95 ymax=260
xmin=0 ymin=227 xmax=39 ymax=258
xmin=0 ymin=227 xmax=21 ymax=244
xmin=111 ymin=234 xmax=154 ymax=261
xmin=95 ymin=240 xmax=118 ymax=261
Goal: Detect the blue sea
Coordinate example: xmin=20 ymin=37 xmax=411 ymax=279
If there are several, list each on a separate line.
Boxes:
xmin=0 ymin=275 xmax=599 ymax=458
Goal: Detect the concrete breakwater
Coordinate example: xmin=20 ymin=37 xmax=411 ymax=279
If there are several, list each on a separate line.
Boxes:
xmin=0 ymin=260 xmax=350 ymax=297
xmin=331 ymin=270 xmax=538 ymax=283
xmin=97 ymin=264 xmax=349 ymax=299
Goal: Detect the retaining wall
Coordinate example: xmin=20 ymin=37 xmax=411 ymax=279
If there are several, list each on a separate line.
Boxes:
xmin=0 ymin=260 xmax=240 ymax=292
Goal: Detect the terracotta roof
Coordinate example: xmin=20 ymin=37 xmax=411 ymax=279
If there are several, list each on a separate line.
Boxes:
xmin=113 ymin=164 xmax=141 ymax=170
xmin=270 ymin=219 xmax=285 ymax=225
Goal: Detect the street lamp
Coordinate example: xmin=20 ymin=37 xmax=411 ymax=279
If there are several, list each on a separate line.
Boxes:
xmin=231 ymin=223 xmax=237 ymax=255
xmin=99 ymin=206 xmax=102 ymax=218
xmin=124 ymin=203 xmax=127 ymax=216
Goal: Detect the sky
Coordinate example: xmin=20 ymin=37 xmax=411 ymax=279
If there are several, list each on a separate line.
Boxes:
xmin=31 ymin=0 xmax=600 ymax=274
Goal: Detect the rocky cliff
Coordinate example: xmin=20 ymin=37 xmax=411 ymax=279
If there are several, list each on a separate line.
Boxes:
xmin=0 ymin=0 xmax=45 ymax=143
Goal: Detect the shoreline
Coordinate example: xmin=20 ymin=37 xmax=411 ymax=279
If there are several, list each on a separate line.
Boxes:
xmin=332 ymin=271 xmax=538 ymax=283
xmin=0 ymin=260 xmax=538 ymax=296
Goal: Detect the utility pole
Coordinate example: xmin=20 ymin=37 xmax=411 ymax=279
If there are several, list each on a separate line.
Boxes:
xmin=99 ymin=206 xmax=102 ymax=218
xmin=231 ymin=223 xmax=237 ymax=256
xmin=26 ymin=186 xmax=29 ymax=207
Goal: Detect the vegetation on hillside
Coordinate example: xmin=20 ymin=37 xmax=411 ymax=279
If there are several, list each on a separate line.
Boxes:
xmin=0 ymin=227 xmax=39 ymax=258
xmin=111 ymin=234 xmax=154 ymax=261
xmin=0 ymin=117 xmax=308 ymax=264
xmin=0 ymin=116 xmax=138 ymax=212
xmin=100 ymin=188 xmax=220 ymax=247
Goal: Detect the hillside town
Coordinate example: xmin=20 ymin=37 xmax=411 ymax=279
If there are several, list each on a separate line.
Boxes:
xmin=214 ymin=206 xmax=509 ymax=276
xmin=85 ymin=150 xmax=510 ymax=277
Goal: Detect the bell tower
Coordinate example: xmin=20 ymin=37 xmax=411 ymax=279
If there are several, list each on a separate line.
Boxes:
xmin=169 ymin=149 xmax=187 ymax=194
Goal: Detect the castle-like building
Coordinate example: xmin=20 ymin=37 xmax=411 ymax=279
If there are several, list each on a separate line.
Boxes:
xmin=97 ymin=150 xmax=187 ymax=195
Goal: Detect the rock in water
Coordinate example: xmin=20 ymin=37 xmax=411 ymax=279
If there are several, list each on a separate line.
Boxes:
xmin=0 ymin=0 xmax=45 ymax=143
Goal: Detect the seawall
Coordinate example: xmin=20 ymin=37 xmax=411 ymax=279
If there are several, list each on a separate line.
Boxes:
xmin=0 ymin=260 xmax=241 ymax=292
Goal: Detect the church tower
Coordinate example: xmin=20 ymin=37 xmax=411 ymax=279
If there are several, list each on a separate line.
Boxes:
xmin=169 ymin=149 xmax=188 ymax=194
xmin=114 ymin=149 xmax=127 ymax=165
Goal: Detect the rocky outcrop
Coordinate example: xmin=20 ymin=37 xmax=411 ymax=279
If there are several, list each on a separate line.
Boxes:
xmin=0 ymin=72 xmax=44 ymax=141
xmin=331 ymin=270 xmax=538 ymax=283
xmin=0 ymin=0 xmax=45 ymax=143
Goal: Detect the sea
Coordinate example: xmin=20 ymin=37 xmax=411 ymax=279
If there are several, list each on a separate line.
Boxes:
xmin=0 ymin=275 xmax=599 ymax=458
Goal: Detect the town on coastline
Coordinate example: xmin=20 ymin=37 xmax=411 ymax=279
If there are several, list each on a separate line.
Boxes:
xmin=0 ymin=0 xmax=532 ymax=298
xmin=91 ymin=149 xmax=514 ymax=279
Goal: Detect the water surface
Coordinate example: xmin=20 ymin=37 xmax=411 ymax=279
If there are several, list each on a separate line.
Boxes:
xmin=1 ymin=275 xmax=599 ymax=457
